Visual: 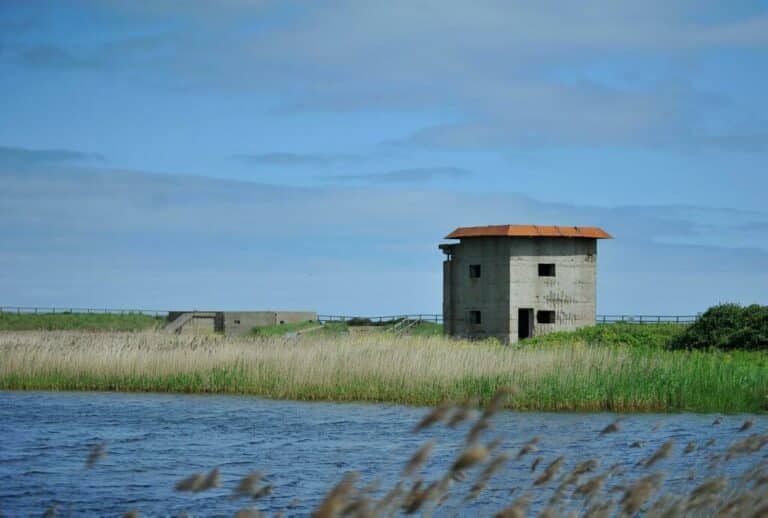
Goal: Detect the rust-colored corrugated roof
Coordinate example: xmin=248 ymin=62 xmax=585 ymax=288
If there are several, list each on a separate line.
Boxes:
xmin=445 ymin=225 xmax=612 ymax=239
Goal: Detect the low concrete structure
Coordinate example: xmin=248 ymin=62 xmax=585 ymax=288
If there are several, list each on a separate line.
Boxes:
xmin=165 ymin=310 xmax=317 ymax=336
xmin=440 ymin=225 xmax=611 ymax=343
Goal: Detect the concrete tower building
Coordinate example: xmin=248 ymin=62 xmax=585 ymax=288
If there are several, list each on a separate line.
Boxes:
xmin=440 ymin=225 xmax=612 ymax=343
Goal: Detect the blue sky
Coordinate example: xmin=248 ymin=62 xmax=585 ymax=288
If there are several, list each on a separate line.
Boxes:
xmin=1 ymin=1 xmax=767 ymax=315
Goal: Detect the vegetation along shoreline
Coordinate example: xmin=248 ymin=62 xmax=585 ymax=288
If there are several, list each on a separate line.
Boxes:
xmin=2 ymin=304 xmax=766 ymax=413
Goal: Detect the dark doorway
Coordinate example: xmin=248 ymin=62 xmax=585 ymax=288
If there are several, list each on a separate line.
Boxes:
xmin=518 ymin=308 xmax=533 ymax=340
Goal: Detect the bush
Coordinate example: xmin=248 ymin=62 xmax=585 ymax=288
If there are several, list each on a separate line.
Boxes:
xmin=521 ymin=323 xmax=685 ymax=349
xmin=670 ymin=303 xmax=768 ymax=350
xmin=346 ymin=317 xmax=374 ymax=326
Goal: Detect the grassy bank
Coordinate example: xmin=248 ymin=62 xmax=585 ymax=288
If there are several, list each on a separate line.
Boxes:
xmin=249 ymin=320 xmax=321 ymax=336
xmin=250 ymin=320 xmax=444 ymax=337
xmin=0 ymin=312 xmax=163 ymax=331
xmin=523 ymin=323 xmax=687 ymax=349
xmin=2 ymin=331 xmax=767 ymax=412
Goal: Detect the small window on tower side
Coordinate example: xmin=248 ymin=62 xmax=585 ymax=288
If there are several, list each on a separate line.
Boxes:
xmin=537 ymin=310 xmax=556 ymax=324
xmin=469 ymin=264 xmax=481 ymax=278
xmin=469 ymin=310 xmax=482 ymax=325
xmin=538 ymin=263 xmax=556 ymax=277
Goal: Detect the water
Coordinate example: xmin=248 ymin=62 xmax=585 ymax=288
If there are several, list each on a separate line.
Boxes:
xmin=0 ymin=391 xmax=765 ymax=516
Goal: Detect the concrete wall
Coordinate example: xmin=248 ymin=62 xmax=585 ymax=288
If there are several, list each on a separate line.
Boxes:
xmin=442 ymin=237 xmax=598 ymax=343
xmin=507 ymin=237 xmax=596 ymax=343
xmin=175 ymin=312 xmax=217 ymax=335
xmin=443 ymin=237 xmax=511 ymax=341
xmin=222 ymin=311 xmax=317 ymax=336
xmin=167 ymin=311 xmax=317 ymax=336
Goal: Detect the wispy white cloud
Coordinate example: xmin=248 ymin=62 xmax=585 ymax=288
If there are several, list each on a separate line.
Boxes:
xmin=319 ymin=167 xmax=472 ymax=184
xmin=3 ymin=2 xmax=767 ymax=153
xmin=0 ymin=145 xmax=105 ymax=166
xmin=1 ymin=166 xmax=766 ymax=312
xmin=231 ymin=152 xmax=363 ymax=166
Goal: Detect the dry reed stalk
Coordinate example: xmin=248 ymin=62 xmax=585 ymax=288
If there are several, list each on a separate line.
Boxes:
xmin=574 ymin=471 xmax=611 ymax=498
xmin=689 ymin=477 xmax=726 ymax=501
xmin=174 ymin=467 xmax=220 ymax=493
xmin=372 ymin=481 xmax=403 ymax=514
xmin=725 ymin=434 xmax=768 ymax=460
xmin=175 ymin=473 xmax=205 ymax=492
xmin=482 ymin=387 xmax=516 ymax=419
xmin=0 ymin=330 xmax=668 ymax=411
xmin=639 ymin=440 xmax=674 ymax=468
xmin=85 ymin=442 xmax=106 ymax=469
xmin=413 ymin=402 xmax=453 ymax=433
xmin=620 ymin=472 xmax=663 ymax=515
xmin=562 ymin=459 xmax=598 ymax=485
xmin=251 ymin=485 xmax=272 ymax=499
xmin=493 ymin=493 xmax=529 ymax=518
xmin=583 ymin=500 xmax=613 ymax=518
xmin=448 ymin=397 xmax=479 ymax=428
xmin=516 ymin=437 xmax=540 ymax=459
xmin=599 ymin=419 xmax=621 ymax=435
xmin=465 ymin=452 xmax=511 ymax=501
xmin=451 ymin=445 xmax=489 ymax=473
xmin=533 ymin=456 xmax=564 ymax=486
xmin=403 ymin=441 xmax=435 ymax=477
xmin=479 ymin=452 xmax=511 ymax=482
xmin=466 ymin=418 xmax=491 ymax=444
xmin=487 ymin=436 xmax=505 ymax=452
xmin=312 ymin=472 xmax=358 ymax=518
xmin=232 ymin=471 xmax=264 ymax=499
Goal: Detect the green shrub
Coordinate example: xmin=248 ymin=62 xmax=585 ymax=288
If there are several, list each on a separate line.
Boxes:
xmin=670 ymin=303 xmax=768 ymax=350
xmin=522 ymin=323 xmax=685 ymax=349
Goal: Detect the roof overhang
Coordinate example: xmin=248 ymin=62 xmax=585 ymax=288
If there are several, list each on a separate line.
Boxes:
xmin=445 ymin=225 xmax=612 ymax=239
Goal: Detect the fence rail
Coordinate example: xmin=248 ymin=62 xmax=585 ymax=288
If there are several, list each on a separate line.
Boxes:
xmin=320 ymin=314 xmax=697 ymax=325
xmin=318 ymin=314 xmax=444 ymax=324
xmin=0 ymin=306 xmax=169 ymax=317
xmin=598 ymin=315 xmax=698 ymax=324
xmin=0 ymin=307 xmax=698 ymax=325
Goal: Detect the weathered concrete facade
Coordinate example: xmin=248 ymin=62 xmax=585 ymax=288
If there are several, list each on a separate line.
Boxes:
xmin=165 ymin=310 xmax=317 ymax=336
xmin=441 ymin=225 xmax=610 ymax=343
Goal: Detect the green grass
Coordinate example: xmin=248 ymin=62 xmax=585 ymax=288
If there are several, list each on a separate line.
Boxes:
xmin=2 ymin=330 xmax=768 ymax=412
xmin=406 ymin=321 xmax=444 ymax=337
xmin=522 ymin=323 xmax=687 ymax=349
xmin=249 ymin=320 xmax=321 ymax=337
xmin=314 ymin=321 xmax=350 ymax=335
xmin=304 ymin=320 xmax=442 ymax=337
xmin=0 ymin=312 xmax=163 ymax=331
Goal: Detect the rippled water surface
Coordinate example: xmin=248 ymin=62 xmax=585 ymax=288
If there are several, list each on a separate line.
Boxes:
xmin=0 ymin=391 xmax=766 ymax=516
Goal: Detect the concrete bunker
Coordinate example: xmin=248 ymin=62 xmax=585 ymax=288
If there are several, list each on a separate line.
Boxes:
xmin=440 ymin=224 xmax=612 ymax=343
xmin=164 ymin=310 xmax=317 ymax=336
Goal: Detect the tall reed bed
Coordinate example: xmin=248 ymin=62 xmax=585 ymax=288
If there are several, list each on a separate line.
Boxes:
xmin=1 ymin=331 xmax=767 ymax=412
